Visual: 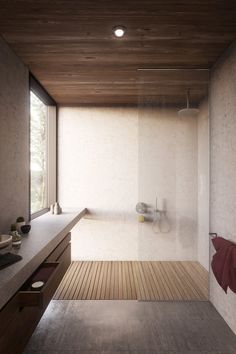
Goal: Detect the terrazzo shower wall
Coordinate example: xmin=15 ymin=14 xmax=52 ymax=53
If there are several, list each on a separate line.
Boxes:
xmin=58 ymin=107 xmax=139 ymax=260
xmin=58 ymin=106 xmax=203 ymax=261
xmin=0 ymin=37 xmax=29 ymax=232
xmin=137 ymin=107 xmax=198 ymax=261
xmin=210 ymin=40 xmax=236 ymax=334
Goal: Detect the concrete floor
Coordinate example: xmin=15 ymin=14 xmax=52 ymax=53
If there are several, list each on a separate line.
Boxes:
xmin=24 ymin=300 xmax=236 ymax=354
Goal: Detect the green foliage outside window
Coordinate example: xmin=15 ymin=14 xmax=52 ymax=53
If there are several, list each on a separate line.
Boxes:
xmin=30 ymin=91 xmax=47 ymax=214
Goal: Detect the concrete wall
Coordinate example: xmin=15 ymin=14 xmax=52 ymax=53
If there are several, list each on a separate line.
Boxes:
xmin=0 ymin=37 xmax=29 ymax=232
xmin=58 ymin=106 xmax=200 ymax=261
xmin=197 ymin=99 xmax=210 ymax=270
xmin=209 ymin=40 xmax=236 ymax=334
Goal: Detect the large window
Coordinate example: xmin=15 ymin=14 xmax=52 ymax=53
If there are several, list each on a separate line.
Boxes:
xmin=30 ymin=92 xmax=48 ymax=214
xmin=30 ymin=78 xmax=56 ymax=217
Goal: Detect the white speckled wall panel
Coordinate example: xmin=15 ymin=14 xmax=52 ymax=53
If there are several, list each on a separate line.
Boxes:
xmin=138 ymin=107 xmax=198 ymax=260
xmin=0 ymin=37 xmax=29 ymax=233
xmin=197 ymin=99 xmax=209 ymax=270
xmin=58 ymin=106 xmax=200 ymax=261
xmin=58 ymin=107 xmax=139 ymax=260
xmin=210 ymin=40 xmax=236 ymax=334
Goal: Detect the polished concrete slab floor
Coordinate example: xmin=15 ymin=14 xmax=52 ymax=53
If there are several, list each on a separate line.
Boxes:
xmin=24 ymin=300 xmax=236 ymax=354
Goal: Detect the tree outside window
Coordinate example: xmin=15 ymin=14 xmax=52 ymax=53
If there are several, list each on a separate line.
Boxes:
xmin=30 ymin=91 xmax=47 ymax=214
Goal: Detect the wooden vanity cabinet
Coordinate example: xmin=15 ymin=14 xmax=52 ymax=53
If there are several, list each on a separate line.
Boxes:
xmin=0 ymin=233 xmax=71 ymax=354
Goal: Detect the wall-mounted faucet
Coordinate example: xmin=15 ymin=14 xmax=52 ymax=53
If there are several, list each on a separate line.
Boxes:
xmin=135 ymin=198 xmax=171 ymax=232
xmin=152 ymin=197 xmax=171 ymax=234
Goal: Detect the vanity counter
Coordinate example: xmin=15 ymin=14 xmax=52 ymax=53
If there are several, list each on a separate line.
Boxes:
xmin=0 ymin=208 xmax=86 ymax=310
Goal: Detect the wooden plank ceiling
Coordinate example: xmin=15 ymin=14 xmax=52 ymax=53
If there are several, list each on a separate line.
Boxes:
xmin=0 ymin=1 xmax=236 ymax=106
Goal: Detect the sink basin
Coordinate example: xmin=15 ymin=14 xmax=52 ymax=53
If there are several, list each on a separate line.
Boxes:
xmin=0 ymin=234 xmax=12 ymax=249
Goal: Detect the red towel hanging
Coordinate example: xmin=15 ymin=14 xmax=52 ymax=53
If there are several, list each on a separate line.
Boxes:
xmin=211 ymin=236 xmax=236 ymax=293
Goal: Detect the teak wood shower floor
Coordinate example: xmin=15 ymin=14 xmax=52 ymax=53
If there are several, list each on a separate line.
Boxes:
xmin=54 ymin=261 xmax=208 ymax=301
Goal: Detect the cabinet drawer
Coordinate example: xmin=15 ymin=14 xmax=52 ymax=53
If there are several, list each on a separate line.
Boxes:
xmin=46 ymin=232 xmax=71 ymax=262
xmin=19 ymin=243 xmax=71 ymax=309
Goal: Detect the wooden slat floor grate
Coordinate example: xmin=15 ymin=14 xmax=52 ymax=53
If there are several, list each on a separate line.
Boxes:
xmin=54 ymin=261 xmax=208 ymax=301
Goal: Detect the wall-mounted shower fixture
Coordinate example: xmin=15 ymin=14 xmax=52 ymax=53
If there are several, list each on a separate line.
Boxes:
xmin=152 ymin=197 xmax=171 ymax=234
xmin=152 ymin=197 xmax=161 ymax=233
xmin=178 ymin=89 xmax=199 ymax=118
xmin=135 ymin=200 xmax=171 ymax=231
xmin=136 ymin=202 xmax=147 ymax=214
xmin=137 ymin=68 xmax=209 ymax=71
xmin=135 ymin=202 xmax=148 ymax=222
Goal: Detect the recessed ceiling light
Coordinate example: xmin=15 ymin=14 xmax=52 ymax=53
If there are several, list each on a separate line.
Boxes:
xmin=113 ymin=26 xmax=126 ymax=38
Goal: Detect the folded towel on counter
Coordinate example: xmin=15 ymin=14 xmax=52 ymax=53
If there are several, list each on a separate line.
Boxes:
xmin=211 ymin=236 xmax=236 ymax=293
xmin=0 ymin=252 xmax=22 ymax=270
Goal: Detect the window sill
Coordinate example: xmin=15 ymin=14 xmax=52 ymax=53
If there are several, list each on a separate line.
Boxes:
xmin=31 ymin=208 xmax=49 ymax=220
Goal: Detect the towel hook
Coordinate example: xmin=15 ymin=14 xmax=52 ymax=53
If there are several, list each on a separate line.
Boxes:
xmin=209 ymin=232 xmax=218 ymax=238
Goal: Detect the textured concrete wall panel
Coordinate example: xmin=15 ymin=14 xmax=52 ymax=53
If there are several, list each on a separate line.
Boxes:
xmin=0 ymin=37 xmax=29 ymax=232
xmin=210 ymin=40 xmax=236 ymax=334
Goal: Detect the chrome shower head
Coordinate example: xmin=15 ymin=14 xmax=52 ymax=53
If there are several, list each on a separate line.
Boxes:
xmin=178 ymin=90 xmax=199 ymax=117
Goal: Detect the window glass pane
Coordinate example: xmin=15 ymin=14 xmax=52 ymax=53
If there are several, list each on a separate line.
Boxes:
xmin=30 ymin=91 xmax=48 ymax=214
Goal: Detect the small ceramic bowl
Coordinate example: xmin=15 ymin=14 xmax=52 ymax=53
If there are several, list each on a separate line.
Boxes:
xmin=0 ymin=234 xmax=12 ymax=249
xmin=31 ymin=281 xmax=45 ymax=291
xmin=21 ymin=224 xmax=31 ymax=234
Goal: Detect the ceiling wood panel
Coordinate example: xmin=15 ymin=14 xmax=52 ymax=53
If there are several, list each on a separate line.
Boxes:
xmin=0 ymin=1 xmax=235 ymax=105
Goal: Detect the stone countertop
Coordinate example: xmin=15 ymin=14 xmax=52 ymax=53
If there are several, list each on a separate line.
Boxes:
xmin=0 ymin=208 xmax=87 ymax=310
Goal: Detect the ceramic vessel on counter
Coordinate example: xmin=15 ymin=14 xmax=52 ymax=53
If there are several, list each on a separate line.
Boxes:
xmin=10 ymin=230 xmax=22 ymax=247
xmin=0 ymin=234 xmax=12 ymax=249
xmin=21 ymin=224 xmax=31 ymax=234
xmin=15 ymin=217 xmax=26 ymax=232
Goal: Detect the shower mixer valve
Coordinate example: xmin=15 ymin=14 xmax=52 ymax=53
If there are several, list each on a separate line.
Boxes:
xmin=135 ymin=198 xmax=170 ymax=232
